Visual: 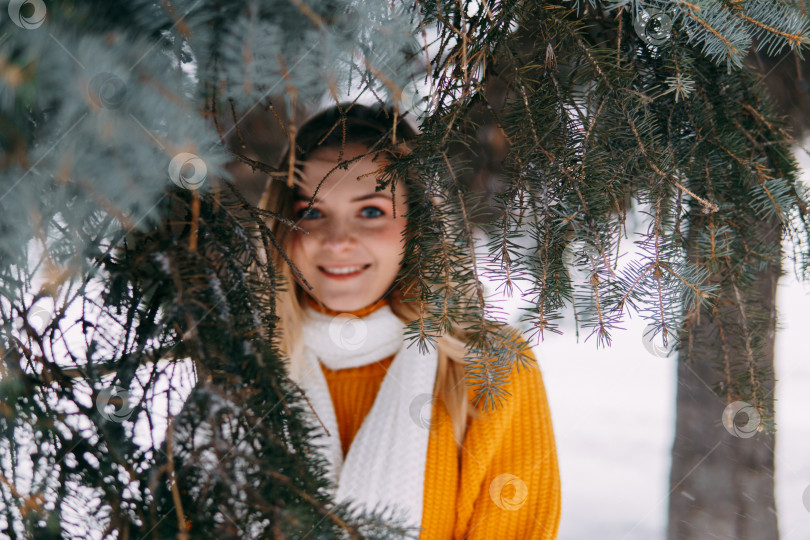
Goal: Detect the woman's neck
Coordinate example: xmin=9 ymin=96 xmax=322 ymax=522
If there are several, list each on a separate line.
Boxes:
xmin=303 ymin=294 xmax=390 ymax=317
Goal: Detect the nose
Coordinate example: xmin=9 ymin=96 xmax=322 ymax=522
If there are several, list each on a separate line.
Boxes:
xmin=320 ymin=219 xmax=356 ymax=252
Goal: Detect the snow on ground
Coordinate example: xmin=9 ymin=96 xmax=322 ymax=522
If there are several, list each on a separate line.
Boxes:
xmin=774 ymin=272 xmax=810 ymax=540
xmin=533 ymin=319 xmax=675 ymax=540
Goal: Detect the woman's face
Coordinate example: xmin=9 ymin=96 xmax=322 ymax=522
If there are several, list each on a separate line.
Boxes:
xmin=289 ymin=143 xmax=408 ymax=312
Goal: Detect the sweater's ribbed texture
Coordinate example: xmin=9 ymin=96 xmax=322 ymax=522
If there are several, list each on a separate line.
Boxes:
xmin=308 ymin=295 xmax=561 ymax=539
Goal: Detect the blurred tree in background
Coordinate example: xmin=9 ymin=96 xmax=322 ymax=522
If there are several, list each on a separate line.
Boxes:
xmin=1 ymin=0 xmax=809 ymax=538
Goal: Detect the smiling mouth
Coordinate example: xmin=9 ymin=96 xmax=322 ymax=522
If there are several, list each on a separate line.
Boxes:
xmin=318 ymin=264 xmax=371 ymax=277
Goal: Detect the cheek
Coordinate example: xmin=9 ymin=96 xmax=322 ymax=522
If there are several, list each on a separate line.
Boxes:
xmin=288 ymin=234 xmax=311 ymax=266
xmin=369 ymin=219 xmax=407 ymax=263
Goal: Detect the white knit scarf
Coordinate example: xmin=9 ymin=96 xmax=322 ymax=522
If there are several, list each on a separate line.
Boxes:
xmin=289 ymin=303 xmax=439 ymax=533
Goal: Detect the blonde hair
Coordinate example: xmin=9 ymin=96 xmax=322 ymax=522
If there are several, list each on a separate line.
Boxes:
xmin=255 ymin=103 xmax=482 ymax=447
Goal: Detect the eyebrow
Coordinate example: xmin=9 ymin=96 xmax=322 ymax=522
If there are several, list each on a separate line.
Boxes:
xmin=293 ymin=192 xmax=393 ymax=203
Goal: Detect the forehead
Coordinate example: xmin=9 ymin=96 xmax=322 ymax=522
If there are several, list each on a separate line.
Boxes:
xmin=296 ymin=144 xmax=400 ymax=198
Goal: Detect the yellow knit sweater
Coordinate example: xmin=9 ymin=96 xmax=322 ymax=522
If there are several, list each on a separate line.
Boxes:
xmin=308 ymin=296 xmax=562 ymax=539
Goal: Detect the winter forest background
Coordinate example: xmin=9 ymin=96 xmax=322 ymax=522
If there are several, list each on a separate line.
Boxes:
xmin=2 ymin=0 xmax=810 ymax=539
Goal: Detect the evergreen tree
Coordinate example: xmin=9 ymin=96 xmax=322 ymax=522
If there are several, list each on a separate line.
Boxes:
xmin=1 ymin=0 xmax=808 ymax=538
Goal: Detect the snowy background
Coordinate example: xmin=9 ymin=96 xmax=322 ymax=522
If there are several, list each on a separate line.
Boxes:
xmin=528 ymin=282 xmax=810 ymax=540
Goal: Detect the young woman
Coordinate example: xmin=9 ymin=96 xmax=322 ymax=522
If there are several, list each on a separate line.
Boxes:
xmin=258 ymin=104 xmax=561 ymax=539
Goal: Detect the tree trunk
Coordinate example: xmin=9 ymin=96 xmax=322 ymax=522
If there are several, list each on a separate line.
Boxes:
xmin=668 ymin=218 xmax=781 ymax=540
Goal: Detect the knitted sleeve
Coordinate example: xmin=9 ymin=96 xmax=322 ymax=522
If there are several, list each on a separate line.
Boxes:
xmin=454 ymin=341 xmax=561 ymax=539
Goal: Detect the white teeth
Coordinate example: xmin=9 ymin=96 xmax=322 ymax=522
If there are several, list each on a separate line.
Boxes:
xmin=321 ymin=265 xmax=366 ymax=275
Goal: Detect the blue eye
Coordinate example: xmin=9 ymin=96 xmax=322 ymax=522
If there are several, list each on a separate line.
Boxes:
xmin=361 ymin=206 xmax=384 ymax=218
xmin=297 ymin=207 xmax=322 ymax=220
